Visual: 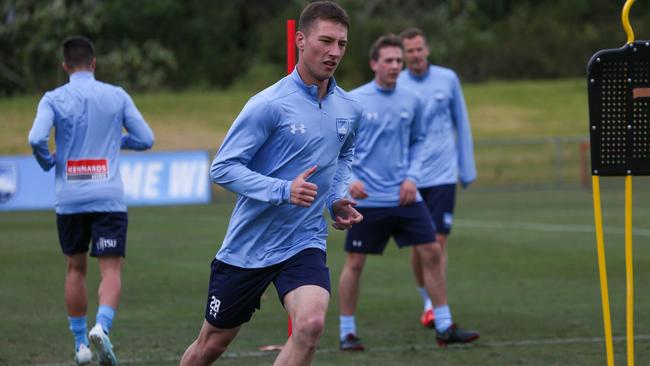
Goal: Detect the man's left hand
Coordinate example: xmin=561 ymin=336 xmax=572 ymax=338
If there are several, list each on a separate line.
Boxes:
xmin=331 ymin=198 xmax=363 ymax=230
xmin=399 ymin=179 xmax=417 ymax=206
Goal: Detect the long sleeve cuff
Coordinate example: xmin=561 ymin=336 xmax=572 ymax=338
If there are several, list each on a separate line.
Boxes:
xmin=326 ymin=194 xmax=343 ymax=221
xmin=121 ymin=134 xmax=154 ymax=151
xmin=405 ymin=174 xmax=419 ymax=185
xmin=281 ymin=180 xmax=292 ymax=204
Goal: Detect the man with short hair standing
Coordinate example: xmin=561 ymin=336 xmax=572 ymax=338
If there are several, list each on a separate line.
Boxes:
xmin=398 ymin=28 xmax=477 ymax=329
xmin=179 ymin=2 xmax=363 ymax=365
xmin=28 ymin=36 xmax=154 ymax=366
xmin=337 ymin=34 xmax=479 ymax=351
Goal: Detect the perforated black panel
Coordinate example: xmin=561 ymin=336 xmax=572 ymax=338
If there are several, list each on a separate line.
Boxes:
xmin=588 ymin=41 xmax=650 ymax=176
xmin=599 ymin=61 xmax=627 ymax=167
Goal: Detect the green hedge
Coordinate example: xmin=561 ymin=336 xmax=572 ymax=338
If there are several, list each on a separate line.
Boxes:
xmin=1 ymin=0 xmax=646 ymax=95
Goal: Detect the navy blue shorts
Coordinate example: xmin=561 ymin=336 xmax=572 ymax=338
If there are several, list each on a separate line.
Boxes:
xmin=419 ymin=184 xmax=456 ymax=235
xmin=204 ymin=248 xmax=330 ymax=329
xmin=56 ymin=212 xmax=128 ymax=257
xmin=344 ymin=202 xmax=436 ymax=254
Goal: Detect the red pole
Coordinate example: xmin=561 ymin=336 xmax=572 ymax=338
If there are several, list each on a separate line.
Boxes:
xmin=287 ymin=18 xmax=296 ymax=338
xmin=258 ymin=21 xmax=297 ymax=351
xmin=287 ymin=19 xmax=296 ymax=74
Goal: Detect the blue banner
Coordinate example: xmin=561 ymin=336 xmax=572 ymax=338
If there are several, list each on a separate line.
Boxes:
xmin=0 ymin=151 xmax=211 ymax=211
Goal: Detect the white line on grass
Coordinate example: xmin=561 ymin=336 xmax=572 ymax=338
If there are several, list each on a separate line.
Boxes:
xmin=456 ymin=219 xmax=650 ymax=237
xmin=5 ymin=214 xmax=650 ymax=237
xmin=18 ymin=217 xmax=650 ymax=366
xmin=30 ymin=334 xmax=650 ymax=366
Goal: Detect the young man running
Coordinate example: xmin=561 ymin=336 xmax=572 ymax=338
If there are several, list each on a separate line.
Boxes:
xmin=29 ymin=36 xmax=154 ymax=366
xmin=179 ymin=2 xmax=363 ymax=365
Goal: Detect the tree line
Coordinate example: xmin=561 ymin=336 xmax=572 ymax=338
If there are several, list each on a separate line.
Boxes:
xmin=1 ymin=0 xmax=646 ymax=96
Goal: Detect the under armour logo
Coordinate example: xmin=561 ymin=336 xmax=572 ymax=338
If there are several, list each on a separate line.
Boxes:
xmin=365 ymin=112 xmax=378 ymax=121
xmin=352 ymin=240 xmax=362 ymax=247
xmin=443 ymin=213 xmax=454 ymax=226
xmin=209 ymin=296 xmax=221 ymax=318
xmin=290 ymin=123 xmax=306 ymax=134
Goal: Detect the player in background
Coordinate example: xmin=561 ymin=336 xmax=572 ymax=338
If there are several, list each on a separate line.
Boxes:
xmin=28 ymin=36 xmax=154 ymax=366
xmin=179 ymin=2 xmax=362 ymax=365
xmin=398 ymin=28 xmax=477 ymax=328
xmin=337 ymin=34 xmax=479 ymax=351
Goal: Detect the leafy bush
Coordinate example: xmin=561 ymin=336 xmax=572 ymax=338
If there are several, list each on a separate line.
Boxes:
xmin=0 ymin=0 xmax=647 ymax=95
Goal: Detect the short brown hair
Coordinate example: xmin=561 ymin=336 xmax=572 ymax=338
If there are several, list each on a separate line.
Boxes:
xmin=399 ymin=28 xmax=427 ymax=43
xmin=62 ymin=36 xmax=94 ymax=68
xmin=298 ymin=1 xmax=350 ymax=34
xmin=369 ymin=34 xmax=402 ymax=61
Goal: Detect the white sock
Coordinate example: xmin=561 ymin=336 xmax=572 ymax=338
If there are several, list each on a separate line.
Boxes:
xmin=340 ymin=315 xmax=356 ymax=341
xmin=417 ymin=287 xmax=432 ymax=311
xmin=433 ymin=305 xmax=453 ymax=333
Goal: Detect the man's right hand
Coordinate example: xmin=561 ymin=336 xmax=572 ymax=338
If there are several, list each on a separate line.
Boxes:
xmin=290 ymin=166 xmax=319 ymax=207
xmin=348 ymin=180 xmax=368 ymax=199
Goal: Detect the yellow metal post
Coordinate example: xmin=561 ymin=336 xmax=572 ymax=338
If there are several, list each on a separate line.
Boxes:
xmin=622 ymin=0 xmax=636 ymax=44
xmin=592 ymin=176 xmax=615 ymax=366
xmin=625 ymin=175 xmax=634 ymax=366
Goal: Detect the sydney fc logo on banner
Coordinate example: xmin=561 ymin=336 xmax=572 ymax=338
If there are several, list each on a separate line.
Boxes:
xmin=0 ymin=163 xmax=18 ymax=204
xmin=336 ymin=118 xmax=349 ymax=142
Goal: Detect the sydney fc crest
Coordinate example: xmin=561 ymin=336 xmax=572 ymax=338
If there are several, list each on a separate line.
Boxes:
xmin=336 ymin=118 xmax=350 ymax=142
xmin=0 ymin=162 xmax=18 ymax=204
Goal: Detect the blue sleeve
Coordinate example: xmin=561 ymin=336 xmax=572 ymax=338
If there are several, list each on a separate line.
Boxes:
xmin=27 ymin=95 xmax=56 ymax=171
xmin=406 ymin=97 xmax=426 ymax=183
xmin=451 ymin=75 xmax=477 ymax=187
xmin=325 ymin=115 xmax=357 ymax=218
xmin=210 ymin=96 xmax=292 ymax=205
xmin=120 ymin=88 xmax=154 ymax=151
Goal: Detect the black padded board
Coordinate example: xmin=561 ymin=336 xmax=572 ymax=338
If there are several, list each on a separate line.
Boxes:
xmin=588 ymin=41 xmax=650 ymax=176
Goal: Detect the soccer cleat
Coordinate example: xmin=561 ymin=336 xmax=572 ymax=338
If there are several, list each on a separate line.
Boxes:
xmin=339 ymin=333 xmax=365 ymax=351
xmin=74 ymin=344 xmax=92 ymax=365
xmin=420 ymin=308 xmax=435 ymax=328
xmin=89 ymin=324 xmax=119 ymax=366
xmin=436 ymin=323 xmax=480 ymax=347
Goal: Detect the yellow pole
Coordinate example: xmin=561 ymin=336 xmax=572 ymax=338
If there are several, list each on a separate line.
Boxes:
xmin=622 ymin=0 xmax=636 ymax=44
xmin=592 ymin=176 xmax=615 ymax=366
xmin=622 ymin=3 xmax=636 ymax=364
xmin=625 ymin=175 xmax=634 ymax=366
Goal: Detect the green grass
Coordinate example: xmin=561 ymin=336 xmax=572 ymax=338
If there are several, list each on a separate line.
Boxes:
xmin=1 ymin=78 xmax=588 ymax=156
xmin=0 ymin=79 xmax=592 ymax=187
xmin=1 ymin=90 xmax=252 ymax=155
xmin=2 ymin=186 xmax=650 ymax=365
xmin=463 ymin=79 xmax=588 ymax=139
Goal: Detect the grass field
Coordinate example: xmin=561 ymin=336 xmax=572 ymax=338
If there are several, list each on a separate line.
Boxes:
xmin=0 ymin=78 xmax=629 ymax=365
xmin=3 ymin=184 xmax=650 ymax=366
xmin=0 ymin=79 xmax=592 ymax=188
xmin=0 ymin=78 xmax=588 ymax=156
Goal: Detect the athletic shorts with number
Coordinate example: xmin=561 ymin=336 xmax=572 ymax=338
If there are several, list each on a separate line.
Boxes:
xmin=344 ymin=202 xmax=436 ymax=254
xmin=204 ymin=247 xmax=330 ymax=329
xmin=56 ymin=212 xmax=128 ymax=257
xmin=419 ymin=184 xmax=456 ymax=235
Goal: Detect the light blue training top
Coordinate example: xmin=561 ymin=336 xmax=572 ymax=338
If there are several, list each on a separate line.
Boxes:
xmin=398 ymin=64 xmax=477 ymax=188
xmin=349 ymin=80 xmax=426 ymax=207
xmin=28 ymin=71 xmax=154 ymax=214
xmin=211 ymin=68 xmax=362 ymax=268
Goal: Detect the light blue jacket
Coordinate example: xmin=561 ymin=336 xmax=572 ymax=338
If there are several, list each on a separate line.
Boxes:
xmin=28 ymin=71 xmax=154 ymax=214
xmin=211 ymin=69 xmax=362 ymax=268
xmin=398 ymin=65 xmax=476 ymax=187
xmin=349 ymin=81 xmax=426 ymax=207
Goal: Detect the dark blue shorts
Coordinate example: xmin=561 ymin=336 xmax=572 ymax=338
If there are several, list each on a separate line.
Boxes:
xmin=204 ymin=248 xmax=330 ymax=329
xmin=344 ymin=202 xmax=436 ymax=254
xmin=56 ymin=212 xmax=128 ymax=257
xmin=419 ymin=184 xmax=456 ymax=235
